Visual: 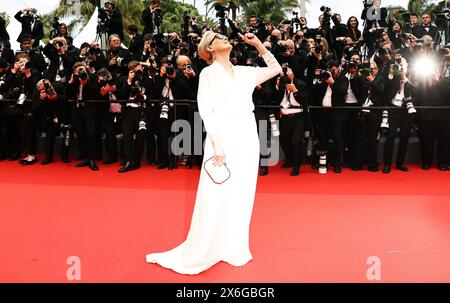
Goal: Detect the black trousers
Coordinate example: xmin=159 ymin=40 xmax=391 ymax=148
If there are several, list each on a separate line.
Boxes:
xmin=418 ymin=119 xmax=450 ymax=166
xmin=22 ymin=110 xmax=38 ymax=155
xmin=1 ymin=104 xmax=23 ymax=157
xmin=72 ymin=104 xmax=97 ymax=161
xmin=280 ymin=113 xmax=306 ymax=168
xmin=158 ymin=109 xmax=175 ymax=166
xmin=121 ymin=106 xmax=145 ymax=163
xmin=383 ymin=108 xmax=412 ymax=166
xmin=144 ymin=104 xmax=159 ymax=162
xmin=254 ymin=109 xmax=272 ymax=167
xmin=342 ymin=109 xmax=360 ymax=167
xmin=354 ymin=111 xmax=382 ymax=169
xmin=101 ymin=111 xmax=121 ymax=161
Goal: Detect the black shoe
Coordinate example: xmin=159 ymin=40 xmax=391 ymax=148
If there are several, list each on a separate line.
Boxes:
xmin=290 ymin=167 xmax=300 ymax=176
xmin=333 ymin=166 xmax=342 ymax=174
xmin=89 ymin=160 xmax=99 ymax=171
xmin=20 ymin=158 xmax=38 ymax=166
xmin=147 ymin=159 xmax=157 ymax=166
xmin=118 ymin=161 xmax=135 ymax=173
xmin=282 ymin=162 xmax=293 ymax=168
xmin=422 ymin=164 xmax=431 ymax=170
xmin=396 ymin=164 xmax=409 ymax=172
xmin=103 ymin=158 xmax=117 ymax=165
xmin=157 ymin=162 xmax=168 ymax=169
xmin=382 ymin=164 xmax=391 ymax=174
xmin=438 ymin=164 xmax=448 ymax=171
xmin=368 ymin=166 xmax=379 ymax=172
xmin=134 ymin=162 xmax=141 ymax=170
xmin=75 ymin=160 xmax=90 ymax=168
xmin=61 ymin=155 xmax=71 ymax=163
xmin=41 ymin=158 xmax=54 ymax=165
xmin=351 ymin=165 xmax=363 ymax=171
xmin=259 ymin=166 xmax=268 ymax=176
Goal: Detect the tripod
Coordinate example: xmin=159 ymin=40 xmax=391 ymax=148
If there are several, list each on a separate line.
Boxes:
xmin=95 ymin=21 xmax=109 ymax=54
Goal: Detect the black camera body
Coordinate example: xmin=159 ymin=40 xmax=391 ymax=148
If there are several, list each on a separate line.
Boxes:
xmin=279 ymin=64 xmax=291 ymax=89
xmin=321 ymin=70 xmax=332 ymax=81
xmin=166 ymin=65 xmax=175 ymax=77
xmin=215 ymin=4 xmax=226 ymax=19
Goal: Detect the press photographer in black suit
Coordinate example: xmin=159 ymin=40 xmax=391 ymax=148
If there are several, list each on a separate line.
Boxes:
xmin=276 ymin=66 xmax=308 ymax=176
xmin=413 ymin=13 xmax=438 ymax=40
xmin=332 ymin=58 xmax=367 ymax=172
xmin=2 ymin=53 xmax=39 ymax=161
xmin=105 ymin=1 xmax=124 ymax=41
xmin=127 ymin=24 xmax=144 ymax=61
xmin=106 ymin=34 xmax=132 ymax=78
xmin=382 ymin=66 xmax=415 ymax=173
xmin=15 ymin=8 xmax=44 ymax=48
xmin=66 ymin=62 xmax=99 ymax=171
xmin=0 ymin=14 xmax=10 ymax=48
xmin=16 ymin=35 xmax=47 ymax=75
xmin=142 ymin=0 xmax=162 ymax=36
xmin=354 ymin=61 xmax=386 ymax=172
xmin=96 ymin=68 xmax=121 ymax=165
xmin=116 ymin=61 xmax=152 ymax=173
xmin=20 ymin=79 xmax=58 ymax=166
xmin=415 ymin=70 xmax=450 ymax=171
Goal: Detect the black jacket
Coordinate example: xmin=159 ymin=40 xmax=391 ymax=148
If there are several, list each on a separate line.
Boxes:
xmin=142 ymin=7 xmax=155 ymax=35
xmin=412 ymin=24 xmax=438 ymax=40
xmin=129 ymin=33 xmax=145 ymax=61
xmin=43 ymin=42 xmax=76 ymax=82
xmin=15 ymin=11 xmax=44 ymax=48
xmin=0 ymin=15 xmax=9 ymax=43
xmin=107 ymin=9 xmax=124 ymax=41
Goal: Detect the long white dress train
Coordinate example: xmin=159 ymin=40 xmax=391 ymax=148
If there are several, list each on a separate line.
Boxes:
xmin=145 ymin=51 xmax=282 ymax=275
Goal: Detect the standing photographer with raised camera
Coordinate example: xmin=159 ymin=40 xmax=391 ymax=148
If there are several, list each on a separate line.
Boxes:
xmin=106 ymin=34 xmax=132 ymax=78
xmin=276 ymin=65 xmax=308 ymax=176
xmin=142 ymin=0 xmax=162 ymax=36
xmin=19 ymin=79 xmax=58 ymax=166
xmin=66 ymin=62 xmax=99 ymax=171
xmin=104 ymin=1 xmax=124 ymax=41
xmin=0 ymin=14 xmax=10 ymax=49
xmin=15 ymin=8 xmax=43 ymax=48
xmin=116 ymin=61 xmax=152 ymax=173
xmin=381 ymin=65 xmax=415 ymax=173
xmin=2 ymin=53 xmax=39 ymax=162
xmin=127 ymin=24 xmax=144 ymax=61
xmin=361 ymin=0 xmax=388 ymax=58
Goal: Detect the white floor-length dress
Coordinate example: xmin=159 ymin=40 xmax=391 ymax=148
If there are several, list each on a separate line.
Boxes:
xmin=146 ymin=51 xmax=281 ymax=275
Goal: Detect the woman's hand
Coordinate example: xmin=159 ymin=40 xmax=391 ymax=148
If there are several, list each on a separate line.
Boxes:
xmin=212 ymin=138 xmax=225 ymax=167
xmin=238 ymin=33 xmax=262 ymax=48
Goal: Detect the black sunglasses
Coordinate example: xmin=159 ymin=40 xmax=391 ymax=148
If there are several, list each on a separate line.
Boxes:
xmin=209 ymin=34 xmax=227 ymax=45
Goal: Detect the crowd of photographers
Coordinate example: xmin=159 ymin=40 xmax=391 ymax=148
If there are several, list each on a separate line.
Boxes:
xmin=0 ymin=0 xmax=449 ymax=175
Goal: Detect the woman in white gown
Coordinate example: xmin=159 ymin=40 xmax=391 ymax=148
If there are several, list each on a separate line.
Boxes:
xmin=145 ymin=31 xmax=282 ymax=275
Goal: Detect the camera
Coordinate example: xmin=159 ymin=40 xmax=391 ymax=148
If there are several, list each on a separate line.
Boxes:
xmin=153 ymin=7 xmax=163 ymax=27
xmin=139 ymin=119 xmax=147 ymax=131
xmin=166 ymin=65 xmax=175 ymax=77
xmin=321 ymin=70 xmax=332 ymax=81
xmin=55 ymin=41 xmax=64 ymax=48
xmin=182 ymin=10 xmax=191 ymax=23
xmin=320 ymin=6 xmax=331 ymax=13
xmin=160 ymin=101 xmax=169 ymax=119
xmin=347 ymin=60 xmax=358 ymax=69
xmin=380 ymin=110 xmax=389 ymax=131
xmin=406 ymin=101 xmax=417 ymax=115
xmin=78 ymin=71 xmax=88 ymax=81
xmin=279 ymin=64 xmax=291 ymax=89
xmin=215 ymin=4 xmax=226 ymax=19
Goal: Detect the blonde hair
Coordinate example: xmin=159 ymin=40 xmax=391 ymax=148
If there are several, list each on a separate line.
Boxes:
xmin=176 ymin=55 xmax=191 ymax=65
xmin=197 ymin=31 xmax=216 ymax=64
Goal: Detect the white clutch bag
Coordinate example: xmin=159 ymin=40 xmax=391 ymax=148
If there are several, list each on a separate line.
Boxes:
xmin=203 ymin=156 xmax=231 ymax=184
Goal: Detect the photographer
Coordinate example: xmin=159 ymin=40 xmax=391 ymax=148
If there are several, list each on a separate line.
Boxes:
xmin=66 ymin=62 xmax=99 ymax=171
xmin=106 ymin=34 xmax=132 ymax=78
xmin=104 ymin=1 xmax=124 ymax=41
xmin=2 ymin=53 xmax=39 ymax=162
xmin=153 ymin=56 xmax=188 ymax=169
xmin=0 ymin=14 xmax=10 ymax=48
xmin=20 ymin=79 xmax=58 ymax=166
xmin=15 ymin=8 xmax=43 ymax=48
xmin=362 ymin=0 xmax=388 ymax=57
xmin=44 ymin=37 xmax=76 ymax=83
xmin=127 ymin=24 xmax=144 ymax=61
xmin=51 ymin=21 xmax=71 ymax=40
xmin=141 ymin=34 xmax=162 ymax=66
xmin=403 ymin=13 xmax=419 ymax=34
xmin=142 ymin=0 xmax=162 ymax=36
xmin=354 ymin=61 xmax=386 ymax=172
xmin=0 ymin=40 xmax=14 ymax=67
xmin=16 ymin=36 xmax=47 ymax=75
xmin=413 ymin=13 xmax=438 ymax=41
xmin=95 ymin=68 xmax=121 ymax=165
xmin=274 ymin=39 xmax=305 ymax=81
xmin=116 ymin=61 xmax=151 ymax=173
xmin=382 ymin=66 xmax=415 ymax=173
xmin=276 ymin=66 xmax=308 ymax=176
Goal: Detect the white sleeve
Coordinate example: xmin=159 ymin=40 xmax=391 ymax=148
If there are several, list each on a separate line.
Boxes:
xmin=197 ymin=69 xmax=218 ymax=144
xmin=254 ymin=51 xmax=282 ymax=87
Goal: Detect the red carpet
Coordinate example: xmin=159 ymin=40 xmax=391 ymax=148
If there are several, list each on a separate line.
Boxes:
xmin=1 ymin=159 xmax=450 ymax=282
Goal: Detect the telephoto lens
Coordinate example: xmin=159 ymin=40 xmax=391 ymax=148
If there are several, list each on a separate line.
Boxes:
xmin=380 ymin=110 xmax=389 ymax=131
xmin=269 ymin=114 xmax=280 ymax=137
xmin=406 ymin=101 xmax=417 ymax=115
xmin=318 ymin=151 xmax=327 ymax=174
xmin=139 ymin=119 xmax=147 ymax=131
xmin=160 ymin=102 xmax=169 ymax=119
